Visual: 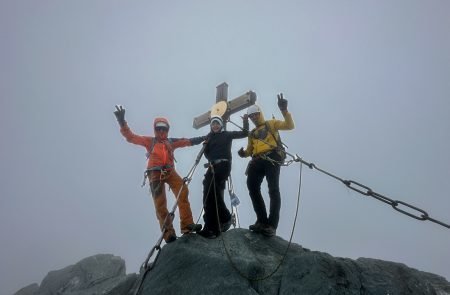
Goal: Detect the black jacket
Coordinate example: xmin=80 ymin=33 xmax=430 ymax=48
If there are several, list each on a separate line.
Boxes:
xmin=204 ymin=124 xmax=248 ymax=162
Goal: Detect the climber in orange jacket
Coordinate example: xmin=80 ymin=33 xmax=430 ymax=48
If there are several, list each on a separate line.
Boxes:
xmin=114 ymin=105 xmax=205 ymax=243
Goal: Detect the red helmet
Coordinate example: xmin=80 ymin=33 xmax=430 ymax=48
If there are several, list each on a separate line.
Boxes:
xmin=153 ymin=117 xmax=170 ymax=130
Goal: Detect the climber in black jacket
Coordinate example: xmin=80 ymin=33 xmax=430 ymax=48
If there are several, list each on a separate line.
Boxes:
xmin=198 ymin=114 xmax=249 ymax=238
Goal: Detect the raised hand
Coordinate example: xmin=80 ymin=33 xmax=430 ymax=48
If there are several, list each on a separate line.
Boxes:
xmin=277 ymin=93 xmax=288 ymax=112
xmin=114 ymin=105 xmax=126 ymax=127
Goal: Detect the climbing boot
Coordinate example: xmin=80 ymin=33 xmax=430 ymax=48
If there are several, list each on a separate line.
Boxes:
xmin=165 ymin=234 xmax=177 ymax=243
xmin=198 ymin=228 xmax=218 ymax=239
xmin=220 ymin=219 xmax=232 ymax=232
xmin=184 ymin=223 xmax=202 ymax=233
xmin=249 ymin=221 xmax=265 ymax=233
xmin=261 ymin=225 xmax=276 ymax=237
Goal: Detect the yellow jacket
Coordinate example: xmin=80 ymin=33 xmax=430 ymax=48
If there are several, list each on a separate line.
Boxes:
xmin=243 ymin=110 xmax=295 ymax=157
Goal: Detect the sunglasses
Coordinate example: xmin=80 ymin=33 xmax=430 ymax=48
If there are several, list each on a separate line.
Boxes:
xmin=155 ymin=127 xmax=168 ymax=132
xmin=249 ymin=113 xmax=260 ymax=119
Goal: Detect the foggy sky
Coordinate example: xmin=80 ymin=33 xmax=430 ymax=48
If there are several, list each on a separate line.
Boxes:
xmin=1 ymin=1 xmax=449 ymax=294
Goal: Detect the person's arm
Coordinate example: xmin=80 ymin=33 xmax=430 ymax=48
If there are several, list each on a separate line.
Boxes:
xmin=170 ymin=135 xmax=208 ymax=149
xmin=272 ymin=112 xmax=295 ymax=131
xmin=238 ymin=135 xmax=253 ymax=158
xmin=230 ymin=114 xmax=249 ymax=139
xmin=273 ymin=94 xmax=295 ymax=131
xmin=120 ymin=125 xmax=152 ymax=147
xmin=189 ymin=135 xmax=208 ymax=146
xmin=114 ymin=105 xmax=151 ymax=147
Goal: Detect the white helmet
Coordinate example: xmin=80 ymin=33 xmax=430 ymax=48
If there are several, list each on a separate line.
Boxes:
xmin=210 ymin=115 xmax=223 ymax=127
xmin=247 ymin=104 xmax=261 ymax=116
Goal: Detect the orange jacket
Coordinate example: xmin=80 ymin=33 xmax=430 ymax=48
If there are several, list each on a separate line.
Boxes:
xmin=120 ymin=124 xmax=197 ymax=169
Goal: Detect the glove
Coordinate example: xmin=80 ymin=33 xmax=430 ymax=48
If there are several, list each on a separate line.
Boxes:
xmin=277 ymin=93 xmax=288 ymax=112
xmin=114 ymin=105 xmax=126 ymax=127
xmin=238 ymin=147 xmax=246 ymax=158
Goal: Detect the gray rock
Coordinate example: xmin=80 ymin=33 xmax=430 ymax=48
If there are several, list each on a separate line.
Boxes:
xmin=137 ymin=228 xmax=450 ymax=295
xmin=13 ymin=283 xmax=39 ymax=295
xmin=14 ymin=230 xmax=450 ymax=295
xmin=34 ymin=254 xmax=137 ymax=295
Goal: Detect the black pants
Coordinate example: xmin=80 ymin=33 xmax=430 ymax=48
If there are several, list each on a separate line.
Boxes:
xmin=202 ymin=161 xmax=232 ymax=233
xmin=247 ymin=151 xmax=282 ymax=228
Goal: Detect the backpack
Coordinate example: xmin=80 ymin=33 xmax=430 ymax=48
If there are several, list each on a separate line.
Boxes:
xmin=266 ymin=122 xmax=287 ymax=161
xmin=251 ymin=122 xmax=287 ymax=161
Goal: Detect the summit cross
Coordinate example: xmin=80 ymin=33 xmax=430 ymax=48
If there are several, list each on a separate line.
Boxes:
xmin=192 ymin=82 xmax=256 ymax=129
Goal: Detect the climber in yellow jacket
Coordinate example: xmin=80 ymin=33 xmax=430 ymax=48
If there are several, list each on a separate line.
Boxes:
xmin=238 ymin=94 xmax=294 ymax=237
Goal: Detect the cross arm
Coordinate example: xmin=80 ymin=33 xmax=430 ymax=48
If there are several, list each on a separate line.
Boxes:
xmin=192 ymin=91 xmax=257 ymax=129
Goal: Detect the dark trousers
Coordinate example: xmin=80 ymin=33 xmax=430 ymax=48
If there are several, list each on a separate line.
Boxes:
xmin=246 ymin=151 xmax=282 ymax=228
xmin=202 ymin=162 xmax=232 ymax=233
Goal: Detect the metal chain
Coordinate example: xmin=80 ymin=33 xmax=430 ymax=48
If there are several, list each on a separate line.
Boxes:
xmin=294 ymin=156 xmax=450 ymax=229
xmin=229 ymin=117 xmax=449 ymax=228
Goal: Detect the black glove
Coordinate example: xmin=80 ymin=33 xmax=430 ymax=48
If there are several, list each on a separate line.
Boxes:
xmin=114 ymin=105 xmax=126 ymax=127
xmin=238 ymin=147 xmax=246 ymax=158
xmin=242 ymin=114 xmax=249 ymax=132
xmin=277 ymin=93 xmax=288 ymax=112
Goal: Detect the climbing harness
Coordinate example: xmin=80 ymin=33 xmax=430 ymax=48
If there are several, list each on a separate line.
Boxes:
xmin=141 ymin=165 xmax=173 ymax=187
xmin=133 ymin=144 xmax=206 ymax=295
xmin=140 ymin=137 xmax=176 ymax=187
xmin=228 ymin=118 xmax=449 ymax=229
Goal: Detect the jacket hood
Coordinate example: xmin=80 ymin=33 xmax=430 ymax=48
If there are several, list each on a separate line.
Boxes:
xmin=251 ymin=110 xmax=265 ymax=127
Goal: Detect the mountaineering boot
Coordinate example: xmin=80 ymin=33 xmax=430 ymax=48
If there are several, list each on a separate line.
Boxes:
xmin=198 ymin=228 xmax=218 ymax=239
xmin=261 ymin=225 xmax=276 ymax=237
xmin=184 ymin=223 xmax=202 ymax=233
xmin=164 ymin=228 xmax=177 ymax=243
xmin=249 ymin=221 xmax=265 ymax=233
xmin=165 ymin=234 xmax=177 ymax=243
xmin=221 ymin=218 xmax=232 ymax=232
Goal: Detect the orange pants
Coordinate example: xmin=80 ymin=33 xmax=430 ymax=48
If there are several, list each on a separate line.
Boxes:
xmin=148 ymin=169 xmax=195 ymax=241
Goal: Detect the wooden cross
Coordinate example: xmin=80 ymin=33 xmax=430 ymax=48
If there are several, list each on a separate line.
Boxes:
xmin=192 ymin=82 xmax=257 ymax=129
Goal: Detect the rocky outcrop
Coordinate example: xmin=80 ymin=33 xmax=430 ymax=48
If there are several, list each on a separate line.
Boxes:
xmin=14 ymin=229 xmax=450 ymax=295
xmin=138 ymin=228 xmax=450 ymax=294
xmin=14 ymin=254 xmax=137 ymax=295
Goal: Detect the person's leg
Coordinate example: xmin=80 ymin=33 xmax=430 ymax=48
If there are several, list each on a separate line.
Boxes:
xmin=214 ymin=163 xmax=232 ymax=231
xmin=165 ymin=170 xmax=197 ymax=234
xmin=149 ymin=180 xmax=176 ymax=241
xmin=265 ymin=161 xmax=281 ymax=229
xmin=246 ymin=159 xmax=268 ymax=225
xmin=202 ymin=168 xmax=218 ymax=232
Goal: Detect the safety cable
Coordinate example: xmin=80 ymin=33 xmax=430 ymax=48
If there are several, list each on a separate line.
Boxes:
xmin=228 ymin=118 xmax=449 ymax=230
xmin=210 ymin=161 xmax=304 ymax=281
